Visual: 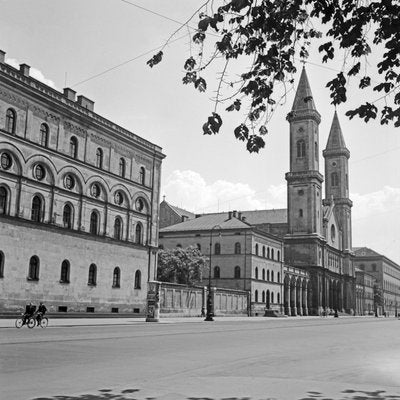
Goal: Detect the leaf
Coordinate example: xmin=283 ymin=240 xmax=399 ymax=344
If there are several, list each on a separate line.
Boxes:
xmin=202 ymin=113 xmax=222 ymax=135
xmin=348 ymin=62 xmax=360 ymax=76
xmin=194 ymin=77 xmax=207 ymax=92
xmin=193 ymin=32 xmax=206 ymax=44
xmin=359 ymin=76 xmax=371 ymax=89
xmin=184 ymin=57 xmax=196 ymax=71
xmin=146 ymin=51 xmax=163 ymax=68
xmin=226 ymin=99 xmax=241 ymax=112
xmin=345 ymin=102 xmax=377 ymax=122
xmin=259 ymin=126 xmax=268 ymax=136
xmin=234 ymin=124 xmax=249 ymax=141
xmin=246 ymin=135 xmax=265 ymax=153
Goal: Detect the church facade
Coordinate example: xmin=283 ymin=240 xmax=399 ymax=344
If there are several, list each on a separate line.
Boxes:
xmin=0 ymin=51 xmax=165 ymax=314
xmin=160 ymin=68 xmax=356 ymax=316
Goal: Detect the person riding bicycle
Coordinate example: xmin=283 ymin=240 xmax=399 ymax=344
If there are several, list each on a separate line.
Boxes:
xmin=36 ymin=302 xmax=47 ymax=326
xmin=22 ymin=302 xmax=36 ymax=324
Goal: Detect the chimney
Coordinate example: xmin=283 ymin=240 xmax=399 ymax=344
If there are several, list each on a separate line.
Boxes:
xmin=238 ymin=212 xmax=242 ymax=220
xmin=195 ymin=214 xmax=202 ymax=218
xmin=0 ymin=50 xmax=5 ymax=64
xmin=63 ymin=88 xmax=76 ymax=102
xmin=19 ymin=63 xmax=30 ymax=77
xmin=242 ymin=216 xmax=247 ymax=222
xmin=232 ymin=210 xmax=237 ymax=218
xmin=77 ymin=95 xmax=94 ymax=111
xmin=228 ymin=211 xmax=232 ymax=219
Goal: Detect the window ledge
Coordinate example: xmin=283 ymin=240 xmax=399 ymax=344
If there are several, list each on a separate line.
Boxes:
xmin=59 ymin=280 xmax=70 ymax=284
xmin=87 ymin=283 xmax=97 ymax=287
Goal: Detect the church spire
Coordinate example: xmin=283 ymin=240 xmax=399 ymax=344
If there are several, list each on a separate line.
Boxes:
xmin=291 ymin=67 xmax=317 ymax=112
xmin=326 ymin=110 xmax=348 ymax=152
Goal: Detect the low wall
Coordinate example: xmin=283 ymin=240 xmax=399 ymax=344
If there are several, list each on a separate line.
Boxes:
xmin=159 ymin=282 xmax=249 ymax=317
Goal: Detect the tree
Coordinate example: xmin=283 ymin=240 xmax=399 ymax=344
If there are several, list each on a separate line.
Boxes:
xmin=373 ymin=283 xmax=384 ymax=316
xmin=157 ymin=246 xmax=208 ymax=285
xmin=148 ymin=0 xmax=400 ymax=153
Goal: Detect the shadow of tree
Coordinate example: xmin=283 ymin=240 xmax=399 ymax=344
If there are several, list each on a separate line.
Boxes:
xmin=31 ymin=388 xmax=400 ymax=400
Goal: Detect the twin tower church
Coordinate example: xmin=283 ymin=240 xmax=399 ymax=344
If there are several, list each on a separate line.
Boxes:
xmin=160 ymin=66 xmax=356 ymax=316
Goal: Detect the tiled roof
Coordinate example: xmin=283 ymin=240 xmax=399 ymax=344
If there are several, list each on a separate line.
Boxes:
xmin=160 ymin=208 xmax=287 ymax=233
xmin=168 ymin=203 xmax=195 ymax=219
xmin=160 ymin=213 xmax=250 ymax=232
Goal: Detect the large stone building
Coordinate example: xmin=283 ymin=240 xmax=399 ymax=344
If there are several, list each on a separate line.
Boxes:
xmin=0 ymin=51 xmax=165 ymax=314
xmin=354 ymin=247 xmax=400 ymax=316
xmin=160 ymin=67 xmax=357 ymax=316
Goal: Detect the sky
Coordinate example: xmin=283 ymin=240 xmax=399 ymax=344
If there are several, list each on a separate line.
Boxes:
xmin=1 ymin=0 xmax=399 ymax=264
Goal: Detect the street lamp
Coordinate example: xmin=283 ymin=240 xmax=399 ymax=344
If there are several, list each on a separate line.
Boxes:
xmin=205 ymin=224 xmax=222 ymax=321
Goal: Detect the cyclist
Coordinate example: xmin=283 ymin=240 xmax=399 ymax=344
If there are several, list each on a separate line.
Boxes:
xmin=36 ymin=302 xmax=47 ymax=326
xmin=22 ymin=302 xmax=36 ymax=325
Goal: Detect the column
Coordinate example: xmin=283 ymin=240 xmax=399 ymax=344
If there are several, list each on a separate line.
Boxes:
xmin=302 ymin=282 xmax=308 ymax=316
xmin=297 ymin=280 xmax=303 ymax=316
xmin=291 ymin=282 xmax=297 ymax=316
xmin=284 ymin=280 xmax=290 ymax=316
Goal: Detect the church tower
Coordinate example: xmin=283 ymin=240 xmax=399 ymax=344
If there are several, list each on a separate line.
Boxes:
xmin=285 ymin=67 xmax=324 ymax=237
xmin=323 ymin=111 xmax=353 ymax=251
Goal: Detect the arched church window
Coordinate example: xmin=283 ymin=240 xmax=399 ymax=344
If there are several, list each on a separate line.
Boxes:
xmin=296 ymin=140 xmax=306 ymax=158
xmin=331 ymin=172 xmax=339 ymax=187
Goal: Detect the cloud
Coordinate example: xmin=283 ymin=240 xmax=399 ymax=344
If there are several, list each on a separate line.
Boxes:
xmin=162 ymin=170 xmax=286 ymax=213
xmin=6 ymin=58 xmax=57 ymax=89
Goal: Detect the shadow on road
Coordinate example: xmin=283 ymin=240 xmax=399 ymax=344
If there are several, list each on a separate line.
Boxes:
xmin=31 ymin=388 xmax=400 ymax=400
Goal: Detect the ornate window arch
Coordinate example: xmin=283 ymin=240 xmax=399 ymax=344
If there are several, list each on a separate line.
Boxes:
xmin=70 ymin=136 xmax=78 ymax=158
xmin=31 ymin=195 xmax=44 ymax=222
xmin=63 ymin=203 xmax=73 ymax=229
xmin=114 ymin=217 xmax=123 ymax=240
xmin=135 ymin=223 xmax=143 ymax=244
xmin=96 ymin=148 xmax=103 ymax=169
xmin=0 ymin=186 xmax=8 ymax=215
xmin=90 ymin=211 xmax=99 ymax=235
xmin=5 ymin=108 xmax=16 ymax=134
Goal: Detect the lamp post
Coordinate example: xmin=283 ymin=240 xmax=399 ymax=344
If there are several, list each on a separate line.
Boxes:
xmin=205 ymin=224 xmax=222 ymax=321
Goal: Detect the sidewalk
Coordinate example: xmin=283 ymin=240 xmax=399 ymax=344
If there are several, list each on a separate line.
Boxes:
xmin=0 ymin=314 xmax=360 ymax=329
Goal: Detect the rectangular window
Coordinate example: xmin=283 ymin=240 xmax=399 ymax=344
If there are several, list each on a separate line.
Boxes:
xmin=133 ymin=308 xmax=140 ymax=313
xmin=86 ymin=307 xmax=95 ymax=313
xmin=111 ymin=308 xmax=119 ymax=313
xmin=58 ymin=306 xmax=68 ymax=312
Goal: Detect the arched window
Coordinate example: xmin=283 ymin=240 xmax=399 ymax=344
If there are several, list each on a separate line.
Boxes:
xmin=88 ymin=264 xmax=97 ymax=285
xmin=255 ymin=243 xmax=259 ymax=256
xmin=267 ymin=270 xmax=270 ymax=281
xmin=134 ymin=270 xmax=141 ymax=289
xmin=63 ymin=204 xmax=73 ymax=229
xmin=271 ymin=271 xmax=274 ymax=282
xmin=119 ymin=158 xmax=126 ymax=177
xmin=262 ymin=269 xmax=265 ymax=280
xmin=255 ymin=290 xmax=259 ymax=303
xmin=262 ymin=246 xmax=266 ymax=257
xmin=0 ymin=251 xmax=4 ymax=278
xmin=113 ymin=267 xmax=121 ymax=288
xmin=214 ymin=266 xmax=220 ymax=279
xmin=297 ymin=139 xmax=306 ymax=157
xmin=277 ymin=272 xmax=280 ymax=283
xmin=331 ymin=224 xmax=336 ymax=241
xmin=5 ymin=109 xmax=16 ymax=134
xmin=114 ymin=217 xmax=122 ymax=240
xmin=70 ymin=136 xmax=78 ymax=158
xmin=277 ymin=250 xmax=280 ymax=261
xmin=90 ymin=211 xmax=99 ymax=235
xmin=234 ymin=242 xmax=241 ymax=254
xmin=60 ymin=260 xmax=70 ymax=283
xmin=262 ymin=291 xmax=265 ymax=303
xmin=31 ymin=196 xmax=43 ymax=222
xmin=271 ymin=292 xmax=274 ymax=303
xmin=255 ymin=267 xmax=259 ymax=279
xmin=315 ymin=142 xmax=318 ymax=161
xmin=277 ymin=293 xmax=280 ymax=304
xmin=139 ymin=167 xmax=145 ymax=185
xmin=135 ymin=223 xmax=143 ymax=244
xmin=28 ymin=256 xmax=39 ymax=280
xmin=234 ymin=266 xmax=241 ymax=279
xmin=331 ymin=172 xmax=339 ymax=187
xmin=271 ymin=249 xmax=274 ymax=259
xmin=267 ymin=247 xmax=270 ymax=258
xmin=40 ymin=123 xmax=49 ymax=147
xmin=214 ymin=242 xmax=221 ymax=255
xmin=0 ymin=187 xmax=8 ymax=215
xmin=96 ymin=148 xmax=103 ymax=169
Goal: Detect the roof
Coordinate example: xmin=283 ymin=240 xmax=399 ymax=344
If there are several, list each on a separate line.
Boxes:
xmin=240 ymin=209 xmax=287 ymax=225
xmin=353 ymin=247 xmax=382 ymax=257
xmin=291 ymin=67 xmax=317 ymax=112
xmin=325 ymin=111 xmax=348 ymax=151
xmin=160 ymin=213 xmax=251 ymax=233
xmin=167 ymin=203 xmax=195 ymax=219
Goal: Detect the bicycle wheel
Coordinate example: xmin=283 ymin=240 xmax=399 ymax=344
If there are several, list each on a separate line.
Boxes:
xmin=40 ymin=317 xmax=48 ymax=328
xmin=15 ymin=318 xmax=24 ymax=328
xmin=27 ymin=318 xmax=36 ymax=329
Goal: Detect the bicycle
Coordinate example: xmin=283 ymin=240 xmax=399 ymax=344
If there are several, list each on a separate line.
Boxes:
xmin=35 ymin=313 xmax=48 ymax=328
xmin=15 ymin=314 xmax=36 ymax=329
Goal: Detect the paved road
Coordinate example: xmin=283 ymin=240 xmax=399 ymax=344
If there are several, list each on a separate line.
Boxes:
xmin=1 ymin=317 xmax=400 ymax=400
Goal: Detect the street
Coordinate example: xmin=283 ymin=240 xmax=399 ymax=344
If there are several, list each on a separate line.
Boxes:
xmin=1 ymin=317 xmax=400 ymax=400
